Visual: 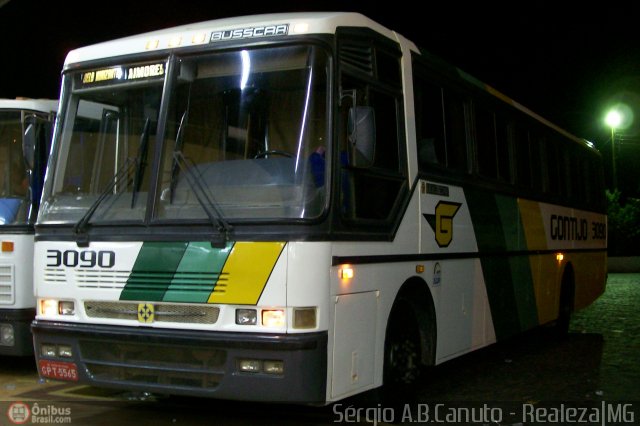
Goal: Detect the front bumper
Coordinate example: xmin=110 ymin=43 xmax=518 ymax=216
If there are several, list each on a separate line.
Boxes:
xmin=32 ymin=320 xmax=327 ymax=403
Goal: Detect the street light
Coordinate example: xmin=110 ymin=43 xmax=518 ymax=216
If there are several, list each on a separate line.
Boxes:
xmin=605 ymin=109 xmax=622 ymax=190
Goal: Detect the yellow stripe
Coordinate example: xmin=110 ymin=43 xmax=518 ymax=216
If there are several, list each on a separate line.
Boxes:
xmin=207 ymin=242 xmax=285 ymax=305
xmin=568 ymin=251 xmax=607 ymax=310
xmin=528 ymin=254 xmax=562 ymax=325
xmin=518 ymin=199 xmax=556 ymax=324
xmin=518 ymin=198 xmax=547 ymax=251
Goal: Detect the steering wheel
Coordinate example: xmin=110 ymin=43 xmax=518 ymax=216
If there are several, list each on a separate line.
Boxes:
xmin=254 ymin=150 xmax=293 ymax=159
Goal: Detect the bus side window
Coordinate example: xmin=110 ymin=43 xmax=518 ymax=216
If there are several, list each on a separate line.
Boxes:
xmin=530 ymin=133 xmax=547 ymax=193
xmin=514 ymin=125 xmax=532 ymax=189
xmin=475 ymin=106 xmax=498 ymax=179
xmin=546 ymin=138 xmax=561 ymax=197
xmin=495 ymin=115 xmax=512 ymax=183
xmin=443 ymin=90 xmax=468 ymax=172
xmin=414 ymin=76 xmax=446 ymax=169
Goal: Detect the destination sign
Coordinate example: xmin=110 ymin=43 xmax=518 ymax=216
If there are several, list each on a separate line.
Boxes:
xmin=79 ymin=62 xmax=165 ymax=87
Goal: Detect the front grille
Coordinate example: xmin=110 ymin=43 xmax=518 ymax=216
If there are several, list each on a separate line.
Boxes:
xmin=75 ymin=270 xmax=130 ymax=289
xmin=44 ymin=268 xmax=131 ymax=288
xmin=80 ymin=339 xmax=226 ymax=390
xmin=0 ymin=265 xmax=14 ymax=304
xmin=44 ymin=267 xmax=66 ymax=283
xmin=84 ymin=301 xmax=220 ymax=324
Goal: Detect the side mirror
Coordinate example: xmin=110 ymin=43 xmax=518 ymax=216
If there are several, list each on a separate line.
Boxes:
xmin=348 ymin=106 xmax=376 ymax=168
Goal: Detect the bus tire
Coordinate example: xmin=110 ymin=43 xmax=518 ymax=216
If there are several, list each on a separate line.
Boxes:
xmin=381 ymin=283 xmax=436 ymax=401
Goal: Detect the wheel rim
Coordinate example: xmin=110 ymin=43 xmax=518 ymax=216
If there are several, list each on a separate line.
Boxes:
xmin=385 ymin=308 xmax=421 ymax=385
xmin=388 ymin=335 xmax=420 ymax=384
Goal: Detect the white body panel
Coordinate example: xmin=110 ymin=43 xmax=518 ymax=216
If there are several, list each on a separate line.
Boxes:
xmin=0 ymin=99 xmax=58 ymax=113
xmin=0 ymin=234 xmax=36 ymax=309
xmin=64 ymin=12 xmax=418 ymax=66
xmin=35 ymin=240 xmax=336 ymax=337
xmin=0 ymin=99 xmax=57 ymax=314
xmin=326 ymin=180 xmax=497 ymax=401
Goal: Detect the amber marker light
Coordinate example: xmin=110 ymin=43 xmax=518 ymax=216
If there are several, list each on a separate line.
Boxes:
xmin=556 ymin=253 xmax=564 ymax=263
xmin=1 ymin=241 xmax=14 ymax=252
xmin=168 ymin=36 xmax=182 ymax=48
xmin=292 ymin=23 xmax=310 ymax=34
xmin=339 ymin=265 xmax=354 ymax=280
xmin=145 ymin=39 xmax=160 ymax=50
xmin=192 ymin=33 xmax=207 ymax=44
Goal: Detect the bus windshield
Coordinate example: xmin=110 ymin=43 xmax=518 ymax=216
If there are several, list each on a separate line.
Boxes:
xmin=40 ymin=44 xmax=328 ymax=226
xmin=0 ymin=111 xmax=29 ymax=225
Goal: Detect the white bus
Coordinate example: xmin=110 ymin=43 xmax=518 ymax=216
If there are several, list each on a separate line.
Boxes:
xmin=32 ymin=13 xmax=606 ymax=403
xmin=0 ymin=98 xmax=57 ymax=356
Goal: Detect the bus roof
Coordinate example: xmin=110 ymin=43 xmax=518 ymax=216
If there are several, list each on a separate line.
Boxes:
xmin=64 ymin=12 xmax=416 ymax=67
xmin=416 ymin=50 xmax=596 ymax=151
xmin=62 ymin=12 xmax=592 ymax=152
xmin=0 ymin=98 xmax=58 ymax=113
xmin=456 ymin=67 xmax=594 ymax=150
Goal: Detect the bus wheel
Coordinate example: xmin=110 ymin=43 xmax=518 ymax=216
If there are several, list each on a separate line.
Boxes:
xmin=383 ymin=297 xmax=422 ymax=387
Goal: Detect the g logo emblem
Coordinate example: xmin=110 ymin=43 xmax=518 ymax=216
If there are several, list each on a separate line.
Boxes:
xmin=137 ymin=303 xmax=154 ymax=323
xmin=424 ymin=201 xmax=462 ymax=248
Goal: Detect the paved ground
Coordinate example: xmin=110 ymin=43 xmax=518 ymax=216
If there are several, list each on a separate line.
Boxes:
xmin=414 ymin=272 xmax=640 ymax=403
xmin=0 ymin=273 xmax=637 ymax=425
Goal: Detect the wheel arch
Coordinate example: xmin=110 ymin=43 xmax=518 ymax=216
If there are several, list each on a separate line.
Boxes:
xmin=386 ymin=276 xmax=437 ymax=367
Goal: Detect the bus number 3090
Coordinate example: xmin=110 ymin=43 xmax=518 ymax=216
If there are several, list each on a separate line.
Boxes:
xmin=46 ymin=249 xmax=116 ymax=268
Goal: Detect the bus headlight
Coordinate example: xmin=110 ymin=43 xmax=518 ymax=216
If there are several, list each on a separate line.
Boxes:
xmin=40 ymin=299 xmax=58 ymax=317
xmin=263 ymin=360 xmax=284 ymax=375
xmin=0 ymin=324 xmax=14 ymax=346
xmin=58 ymin=301 xmax=75 ymax=316
xmin=261 ymin=309 xmax=285 ymax=328
xmin=235 ymin=309 xmax=257 ymax=325
xmin=237 ymin=359 xmax=284 ymax=375
xmin=238 ymin=359 xmax=261 ymax=373
xmin=39 ymin=299 xmax=75 ymax=317
xmin=41 ymin=344 xmax=57 ymax=357
xmin=57 ymin=345 xmax=73 ymax=358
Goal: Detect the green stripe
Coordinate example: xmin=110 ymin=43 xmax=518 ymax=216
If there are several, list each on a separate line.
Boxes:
xmin=509 ymin=255 xmax=539 ymax=330
xmin=478 ymin=257 xmax=521 ymax=339
xmin=466 ymin=189 xmax=507 ymax=253
xmin=163 ymin=242 xmax=233 ymax=303
xmin=466 ymin=189 xmax=538 ymax=339
xmin=495 ymin=194 xmax=523 ymax=251
xmin=497 ymin=195 xmax=539 ymax=329
xmin=120 ymin=242 xmax=188 ymax=301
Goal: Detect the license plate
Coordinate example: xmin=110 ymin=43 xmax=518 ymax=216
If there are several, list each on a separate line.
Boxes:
xmin=39 ymin=359 xmax=79 ymax=382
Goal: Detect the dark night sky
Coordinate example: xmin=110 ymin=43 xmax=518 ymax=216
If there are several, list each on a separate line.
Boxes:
xmin=2 ymin=0 xmax=639 ymax=159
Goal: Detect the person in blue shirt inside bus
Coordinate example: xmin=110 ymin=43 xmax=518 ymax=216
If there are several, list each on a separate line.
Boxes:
xmin=0 ymin=163 xmax=28 ymax=225
xmin=309 ymin=145 xmax=326 ymax=188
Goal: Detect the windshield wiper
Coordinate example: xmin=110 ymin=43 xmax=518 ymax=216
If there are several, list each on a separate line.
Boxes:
xmin=169 ymin=89 xmax=232 ymax=245
xmin=74 ymin=119 xmax=151 ymax=246
xmin=172 ymin=150 xmax=233 ymax=247
xmin=74 ymin=157 xmax=136 ymax=246
xmin=131 ymin=117 xmax=151 ymax=208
